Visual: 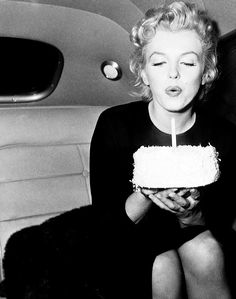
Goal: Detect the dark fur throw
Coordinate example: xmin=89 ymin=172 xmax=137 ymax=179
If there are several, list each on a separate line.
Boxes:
xmin=0 ymin=205 xmax=126 ymax=299
xmin=0 ymin=204 xmax=236 ymax=299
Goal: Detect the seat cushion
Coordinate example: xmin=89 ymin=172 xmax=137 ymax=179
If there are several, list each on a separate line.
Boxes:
xmin=0 ymin=105 xmax=107 ymax=281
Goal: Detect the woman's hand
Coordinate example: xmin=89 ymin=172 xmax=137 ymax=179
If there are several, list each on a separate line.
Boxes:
xmin=142 ymin=188 xmax=199 ymax=213
xmin=142 ymin=188 xmax=203 ymax=227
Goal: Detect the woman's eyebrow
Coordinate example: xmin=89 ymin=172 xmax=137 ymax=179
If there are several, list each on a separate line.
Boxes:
xmin=148 ymin=51 xmax=165 ymax=61
xmin=180 ymin=51 xmax=200 ymax=59
xmin=148 ymin=51 xmax=200 ymax=61
xmin=149 ymin=51 xmax=165 ymax=57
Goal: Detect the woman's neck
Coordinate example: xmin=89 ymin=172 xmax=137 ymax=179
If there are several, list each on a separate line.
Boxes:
xmin=148 ymin=101 xmax=196 ymax=134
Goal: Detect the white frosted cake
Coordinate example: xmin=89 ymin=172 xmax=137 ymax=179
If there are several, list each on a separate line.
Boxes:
xmin=132 ymin=145 xmax=220 ymax=189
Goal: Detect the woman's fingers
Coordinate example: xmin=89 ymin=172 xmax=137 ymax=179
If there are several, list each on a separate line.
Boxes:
xmin=176 ymin=188 xmax=200 ymax=209
xmin=148 ymin=188 xmax=200 ymax=213
xmin=148 ymin=194 xmax=177 ymax=213
xmin=189 ymin=188 xmax=200 ymax=200
xmin=141 ymin=187 xmax=200 ymax=214
xmin=149 ymin=191 xmax=185 ymax=213
xmin=185 ymin=189 xmax=200 ymax=209
xmin=155 ymin=189 xmax=178 ymax=209
xmin=141 ymin=188 xmax=157 ymax=196
xmin=168 ymin=189 xmax=191 ymax=208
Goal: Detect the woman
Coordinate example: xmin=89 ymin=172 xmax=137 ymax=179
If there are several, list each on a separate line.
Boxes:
xmin=90 ymin=2 xmax=236 ymax=298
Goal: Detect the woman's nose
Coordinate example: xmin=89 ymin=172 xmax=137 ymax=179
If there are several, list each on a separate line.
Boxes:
xmin=168 ymin=65 xmax=180 ymax=79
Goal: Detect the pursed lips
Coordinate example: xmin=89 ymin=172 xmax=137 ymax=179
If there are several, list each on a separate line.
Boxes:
xmin=165 ymin=86 xmax=182 ymax=97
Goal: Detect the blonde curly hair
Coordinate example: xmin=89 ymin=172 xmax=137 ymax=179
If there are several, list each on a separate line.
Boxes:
xmin=129 ymin=1 xmax=219 ymax=101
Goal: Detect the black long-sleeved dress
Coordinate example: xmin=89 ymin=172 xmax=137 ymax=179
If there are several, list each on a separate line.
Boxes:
xmin=90 ymin=100 xmax=236 ymax=298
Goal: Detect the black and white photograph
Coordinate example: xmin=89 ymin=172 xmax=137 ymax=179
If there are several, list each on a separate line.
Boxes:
xmin=0 ymin=1 xmax=236 ymax=298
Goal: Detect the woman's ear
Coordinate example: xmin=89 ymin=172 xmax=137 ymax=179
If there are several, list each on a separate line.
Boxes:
xmin=141 ymin=70 xmax=149 ymax=86
xmin=201 ymin=72 xmax=209 ymax=85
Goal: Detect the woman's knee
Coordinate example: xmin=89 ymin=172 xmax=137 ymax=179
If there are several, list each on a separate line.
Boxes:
xmin=152 ymin=250 xmax=185 ymax=299
xmin=152 ymin=250 xmax=184 ymax=283
xmin=152 ymin=250 xmax=181 ymax=274
xmin=178 ymin=230 xmax=225 ymax=278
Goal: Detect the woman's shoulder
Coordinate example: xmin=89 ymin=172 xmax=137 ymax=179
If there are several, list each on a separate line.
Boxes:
xmin=214 ymin=115 xmax=236 ymax=135
xmin=198 ymin=107 xmax=236 ymax=134
xmin=197 ymin=109 xmax=236 ymax=150
xmin=100 ymin=100 xmax=148 ymax=120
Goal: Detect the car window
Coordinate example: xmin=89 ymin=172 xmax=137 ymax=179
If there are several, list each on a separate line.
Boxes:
xmin=0 ymin=37 xmax=63 ymax=103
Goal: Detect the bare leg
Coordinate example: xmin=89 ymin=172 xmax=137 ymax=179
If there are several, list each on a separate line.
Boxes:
xmin=152 ymin=249 xmax=186 ymax=299
xmin=178 ymin=230 xmax=232 ymax=299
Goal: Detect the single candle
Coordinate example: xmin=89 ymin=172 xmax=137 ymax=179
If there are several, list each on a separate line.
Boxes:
xmin=171 ymin=118 xmax=177 ymax=147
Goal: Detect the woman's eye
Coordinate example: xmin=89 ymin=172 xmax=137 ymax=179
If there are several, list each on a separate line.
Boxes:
xmin=152 ymin=62 xmax=166 ymax=66
xmin=181 ymin=62 xmax=196 ymax=66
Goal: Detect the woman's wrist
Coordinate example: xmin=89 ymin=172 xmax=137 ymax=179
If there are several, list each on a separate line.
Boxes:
xmin=125 ymin=191 xmax=152 ymax=223
xmin=177 ymin=209 xmax=205 ymax=228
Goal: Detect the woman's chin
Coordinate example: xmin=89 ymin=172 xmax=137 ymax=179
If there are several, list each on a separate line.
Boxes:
xmin=164 ymin=101 xmax=193 ymax=113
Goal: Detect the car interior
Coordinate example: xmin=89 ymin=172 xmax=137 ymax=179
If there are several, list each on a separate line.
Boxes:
xmin=0 ymin=0 xmax=236 ymax=298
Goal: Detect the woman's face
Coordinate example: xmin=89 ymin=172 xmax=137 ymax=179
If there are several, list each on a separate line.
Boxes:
xmin=141 ymin=29 xmax=205 ymax=113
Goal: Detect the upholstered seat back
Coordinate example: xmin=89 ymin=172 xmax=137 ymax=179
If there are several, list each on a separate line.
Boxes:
xmin=0 ymin=106 xmax=107 ymax=281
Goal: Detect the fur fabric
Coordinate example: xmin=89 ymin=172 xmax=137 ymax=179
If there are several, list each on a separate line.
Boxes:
xmin=0 ymin=205 xmax=113 ymax=299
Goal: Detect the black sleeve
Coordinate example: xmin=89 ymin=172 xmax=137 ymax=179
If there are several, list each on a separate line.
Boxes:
xmin=90 ymin=109 xmax=136 ymax=228
xmin=201 ymin=124 xmax=236 ymax=240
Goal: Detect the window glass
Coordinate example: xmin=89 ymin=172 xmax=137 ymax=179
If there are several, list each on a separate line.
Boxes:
xmin=0 ymin=37 xmax=63 ymax=103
